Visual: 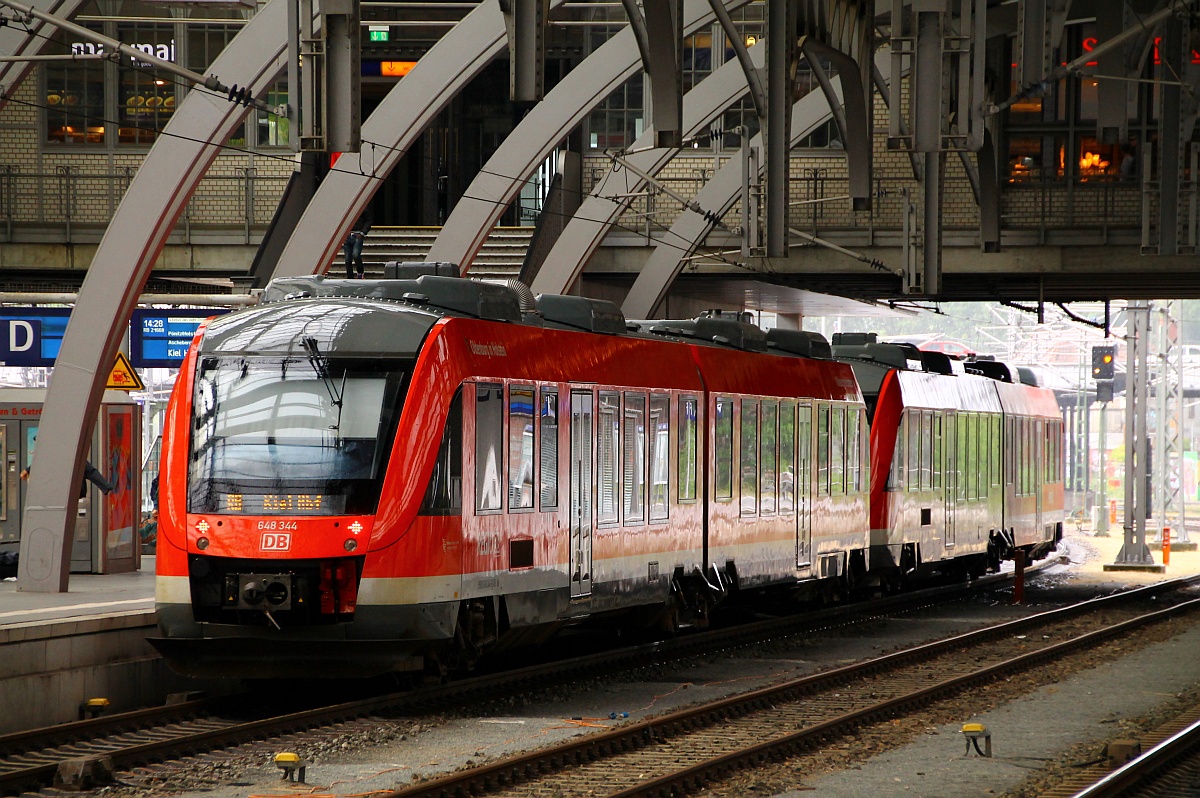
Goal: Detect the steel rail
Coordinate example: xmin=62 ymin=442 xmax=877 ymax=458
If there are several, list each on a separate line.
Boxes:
xmin=0 ymin=572 xmax=1028 ymax=795
xmin=386 ymin=575 xmax=1200 ymax=798
xmin=1069 ymin=716 xmax=1200 ymax=797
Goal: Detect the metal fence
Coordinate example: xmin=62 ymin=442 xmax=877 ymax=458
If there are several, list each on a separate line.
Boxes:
xmin=0 ymin=165 xmax=290 ymax=244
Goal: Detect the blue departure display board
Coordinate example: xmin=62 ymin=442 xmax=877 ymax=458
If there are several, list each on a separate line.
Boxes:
xmin=131 ymin=309 xmax=227 ymax=368
xmin=0 ymin=309 xmax=72 ymax=367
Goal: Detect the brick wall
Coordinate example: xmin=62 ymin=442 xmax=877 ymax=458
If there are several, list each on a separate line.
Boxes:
xmin=0 ymin=77 xmax=289 ymax=232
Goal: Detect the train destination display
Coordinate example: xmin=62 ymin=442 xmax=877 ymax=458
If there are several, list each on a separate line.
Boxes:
xmin=131 ymin=309 xmax=226 ymax=368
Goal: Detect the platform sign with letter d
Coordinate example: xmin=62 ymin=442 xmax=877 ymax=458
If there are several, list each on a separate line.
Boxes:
xmin=0 ymin=309 xmax=70 ymax=367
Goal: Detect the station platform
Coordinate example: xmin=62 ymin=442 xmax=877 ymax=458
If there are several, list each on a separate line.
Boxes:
xmin=0 ymin=558 xmax=155 ymax=631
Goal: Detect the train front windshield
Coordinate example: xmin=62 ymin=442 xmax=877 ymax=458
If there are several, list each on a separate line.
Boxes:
xmin=188 ymin=355 xmax=410 ymax=515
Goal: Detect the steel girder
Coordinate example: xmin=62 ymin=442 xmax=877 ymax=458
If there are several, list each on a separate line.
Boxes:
xmin=269 ymin=0 xmax=539 ymax=279
xmin=621 ymin=0 xmax=684 ymax=147
xmin=17 ymin=0 xmax=288 ymax=592
xmin=621 ymin=52 xmax=889 ymax=319
xmin=500 ymin=0 xmax=549 ymax=102
xmin=797 ymin=0 xmax=874 ymax=211
xmin=424 ymin=0 xmax=752 ymax=274
xmin=529 ymin=44 xmax=764 ymax=296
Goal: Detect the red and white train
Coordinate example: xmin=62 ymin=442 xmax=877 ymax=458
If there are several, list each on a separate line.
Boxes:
xmin=151 ymin=276 xmax=1063 ymax=678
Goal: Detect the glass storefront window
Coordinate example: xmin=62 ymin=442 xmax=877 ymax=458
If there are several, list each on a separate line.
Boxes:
xmin=1077 ymin=136 xmax=1120 ymax=181
xmin=43 ymin=17 xmax=250 ymax=149
xmin=117 ymin=23 xmax=177 ymax=145
xmin=45 ymin=25 xmax=106 ymax=145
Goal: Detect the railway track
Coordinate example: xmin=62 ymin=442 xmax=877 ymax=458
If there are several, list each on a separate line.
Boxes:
xmin=1038 ymin=704 xmax=1200 ymax=797
xmin=384 ymin=576 xmax=1200 ymax=798
xmin=0 ymin=571 xmax=1034 ymax=796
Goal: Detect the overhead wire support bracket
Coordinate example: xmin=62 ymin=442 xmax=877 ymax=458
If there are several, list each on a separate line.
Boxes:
xmin=1054 ymin=303 xmax=1107 ymax=331
xmin=0 ymin=0 xmax=288 ymax=117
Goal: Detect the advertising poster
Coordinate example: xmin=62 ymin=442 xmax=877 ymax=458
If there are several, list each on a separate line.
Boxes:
xmin=105 ymin=408 xmax=135 ymax=560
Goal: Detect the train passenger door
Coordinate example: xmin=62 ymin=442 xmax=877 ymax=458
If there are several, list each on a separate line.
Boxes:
xmin=569 ymin=391 xmax=593 ymax=597
xmin=795 ymin=403 xmax=812 ymax=568
xmin=944 ymin=413 xmax=956 ymax=548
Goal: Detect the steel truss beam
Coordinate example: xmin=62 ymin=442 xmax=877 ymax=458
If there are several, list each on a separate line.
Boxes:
xmin=270 ymin=0 xmax=545 ymax=279
xmin=425 ymin=0 xmax=752 ymax=275
xmin=797 ymin=0 xmax=874 ymax=211
xmin=1153 ymin=301 xmax=1188 ymax=543
xmin=620 ymin=52 xmax=889 ymax=319
xmin=1115 ymin=300 xmax=1155 ymax=566
xmin=500 ymin=0 xmax=548 ymax=102
xmin=530 ymin=45 xmax=764 ymax=296
xmin=0 ymin=0 xmax=88 ymax=112
xmin=17 ymin=0 xmax=288 ymax=592
xmin=620 ymin=0 xmax=684 ymax=147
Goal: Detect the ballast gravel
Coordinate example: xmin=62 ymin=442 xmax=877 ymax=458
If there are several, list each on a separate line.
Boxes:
xmin=96 ymin=536 xmax=1200 ymax=798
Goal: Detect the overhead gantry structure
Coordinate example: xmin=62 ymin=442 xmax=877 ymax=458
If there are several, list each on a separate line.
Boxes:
xmin=16 ymin=0 xmax=1200 ymax=590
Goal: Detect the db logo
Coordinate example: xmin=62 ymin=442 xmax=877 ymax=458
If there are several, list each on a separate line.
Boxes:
xmin=261 ymin=532 xmax=291 ymax=551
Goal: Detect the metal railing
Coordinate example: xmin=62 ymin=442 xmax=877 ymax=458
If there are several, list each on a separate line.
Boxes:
xmin=0 ymin=164 xmax=289 ymax=244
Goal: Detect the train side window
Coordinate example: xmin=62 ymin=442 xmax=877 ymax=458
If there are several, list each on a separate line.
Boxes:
xmin=932 ymin=413 xmax=943 ymax=491
xmin=971 ymin=413 xmax=981 ymax=500
xmin=847 ymin=407 xmax=861 ymax=493
xmin=760 ymin=401 xmax=777 ymax=515
xmin=964 ymin=412 xmax=974 ymax=501
xmin=421 ymin=388 xmax=463 ymax=515
xmin=1022 ymin=419 xmax=1031 ymax=495
xmin=508 ymin=385 xmax=536 ymax=511
xmin=890 ymin=413 xmax=904 ymax=492
xmin=817 ymin=404 xmax=831 ymax=496
xmin=715 ymin=398 xmax=734 ymax=501
xmin=919 ymin=411 xmax=932 ymax=491
xmin=597 ymin=391 xmax=620 ymax=525
xmin=475 ymin=384 xmax=504 ymax=512
xmin=958 ymin=413 xmax=968 ymax=500
xmin=649 ymin=394 xmax=670 ymax=522
xmin=797 ymin=403 xmax=812 ymax=503
xmin=830 ymin=405 xmax=845 ymax=495
xmin=740 ymin=399 xmax=759 ymax=515
xmin=679 ymin=396 xmax=698 ymax=502
xmin=779 ymin=400 xmax=795 ymax=513
xmin=993 ymin=416 xmax=1002 ymax=487
xmin=623 ymin=392 xmax=646 ymax=524
xmin=907 ymin=410 xmax=920 ymax=492
xmin=978 ymin=414 xmax=988 ymax=499
xmin=539 ymin=389 xmax=558 ymax=510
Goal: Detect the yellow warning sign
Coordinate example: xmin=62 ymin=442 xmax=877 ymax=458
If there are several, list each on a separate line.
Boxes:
xmin=106 ymin=352 xmax=145 ymax=391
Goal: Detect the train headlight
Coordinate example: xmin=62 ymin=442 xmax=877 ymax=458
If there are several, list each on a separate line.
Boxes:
xmin=196 ymin=537 xmax=210 ymax=550
xmin=344 ymin=538 xmax=358 ymax=552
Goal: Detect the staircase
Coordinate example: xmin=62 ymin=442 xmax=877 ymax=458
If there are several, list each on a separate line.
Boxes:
xmin=336 ymin=226 xmax=532 ymax=281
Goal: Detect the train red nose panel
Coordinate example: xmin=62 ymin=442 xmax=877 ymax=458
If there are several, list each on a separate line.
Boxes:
xmin=185 ymin=514 xmax=374 ymax=559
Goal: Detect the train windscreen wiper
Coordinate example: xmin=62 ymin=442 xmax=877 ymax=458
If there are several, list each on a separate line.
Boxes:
xmin=301 ymin=336 xmax=346 ymax=434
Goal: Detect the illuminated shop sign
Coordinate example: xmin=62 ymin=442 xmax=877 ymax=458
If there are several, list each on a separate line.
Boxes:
xmin=70 ymin=40 xmax=177 ymax=63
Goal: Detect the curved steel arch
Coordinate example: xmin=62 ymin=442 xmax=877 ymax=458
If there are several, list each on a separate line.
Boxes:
xmin=270 ymin=0 xmax=524 ymax=279
xmin=621 ymin=53 xmax=889 ymax=320
xmin=0 ymin=0 xmax=89 ymax=112
xmin=18 ymin=0 xmax=288 ymax=592
xmin=530 ymin=44 xmax=762 ymax=296
xmin=424 ymin=0 xmax=752 ymax=271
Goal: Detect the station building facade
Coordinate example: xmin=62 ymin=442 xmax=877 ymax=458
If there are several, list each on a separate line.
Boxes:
xmin=0 ymin=1 xmax=1157 ymax=290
